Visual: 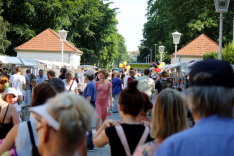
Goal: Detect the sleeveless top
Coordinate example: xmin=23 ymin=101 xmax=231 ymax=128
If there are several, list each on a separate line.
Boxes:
xmin=0 ymin=104 xmax=13 ymax=139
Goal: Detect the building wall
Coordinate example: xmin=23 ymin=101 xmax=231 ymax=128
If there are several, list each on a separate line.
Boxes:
xmin=170 ymin=56 xmax=203 ymax=64
xmin=16 ymin=51 xmax=81 ymax=68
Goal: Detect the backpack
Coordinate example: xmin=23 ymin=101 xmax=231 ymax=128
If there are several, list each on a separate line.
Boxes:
xmin=158 ymin=79 xmax=172 ymax=93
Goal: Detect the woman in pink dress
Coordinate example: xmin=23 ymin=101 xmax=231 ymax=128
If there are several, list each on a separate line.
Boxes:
xmin=95 ymin=70 xmax=113 ymax=131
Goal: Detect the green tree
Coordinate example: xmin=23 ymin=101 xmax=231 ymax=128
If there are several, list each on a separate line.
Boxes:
xmin=223 ymin=42 xmax=234 ymax=64
xmin=203 ymin=52 xmax=218 ymax=60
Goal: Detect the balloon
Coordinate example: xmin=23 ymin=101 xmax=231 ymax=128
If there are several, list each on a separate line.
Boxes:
xmin=119 ymin=64 xmax=123 ymax=68
xmin=123 ymin=62 xmax=127 ymax=65
xmin=158 ymin=62 xmax=165 ymax=69
xmin=154 ymin=68 xmax=161 ymax=72
xmin=123 ymin=65 xmax=126 ymax=69
xmin=126 ymin=66 xmax=130 ymax=70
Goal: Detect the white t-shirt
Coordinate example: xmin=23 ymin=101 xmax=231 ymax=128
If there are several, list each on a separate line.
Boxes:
xmin=62 ymin=79 xmax=78 ymax=93
xmin=9 ymin=74 xmax=26 ymax=95
xmin=13 ymin=103 xmax=22 ymax=122
xmin=78 ymin=71 xmax=84 ymax=90
xmin=124 ymin=76 xmax=129 ymax=89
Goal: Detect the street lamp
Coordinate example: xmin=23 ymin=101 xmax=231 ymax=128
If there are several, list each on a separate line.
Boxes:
xmin=153 ymin=44 xmax=157 ymax=62
xmin=159 ymin=45 xmax=165 ymax=62
xmin=172 ymin=31 xmax=182 ymax=64
xmin=145 ymin=57 xmax=147 ymax=63
xmin=148 ymin=55 xmax=150 ymax=63
xmin=214 ymin=0 xmax=230 ymax=60
xmin=58 ymin=29 xmax=69 ymax=64
xmin=150 ymin=49 xmax=153 ymax=63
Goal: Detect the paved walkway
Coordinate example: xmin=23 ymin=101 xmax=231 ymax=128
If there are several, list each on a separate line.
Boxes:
xmin=88 ymin=112 xmax=122 ymax=156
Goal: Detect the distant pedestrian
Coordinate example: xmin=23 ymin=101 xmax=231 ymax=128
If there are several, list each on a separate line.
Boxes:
xmin=95 ymin=67 xmax=101 ymax=81
xmin=47 ymin=70 xmax=55 ymax=80
xmin=112 ymin=72 xmax=122 ymax=113
xmin=9 ymin=66 xmax=26 ymax=107
xmin=62 ymin=70 xmax=78 ymax=94
xmin=37 ymin=69 xmax=47 ymax=84
xmin=95 ymin=70 xmax=112 ymax=131
xmin=59 ymin=68 xmax=67 ymax=80
xmin=155 ymin=71 xmax=172 ymax=96
xmin=25 ymin=69 xmax=31 ymax=90
xmin=78 ymin=67 xmax=85 ymax=95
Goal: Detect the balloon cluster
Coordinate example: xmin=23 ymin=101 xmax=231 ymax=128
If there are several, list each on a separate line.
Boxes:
xmin=151 ymin=61 xmax=165 ymax=73
xmin=119 ymin=62 xmax=130 ymax=70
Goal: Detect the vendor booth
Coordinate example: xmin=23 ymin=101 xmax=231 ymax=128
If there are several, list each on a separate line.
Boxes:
xmin=0 ymin=56 xmax=23 ymax=76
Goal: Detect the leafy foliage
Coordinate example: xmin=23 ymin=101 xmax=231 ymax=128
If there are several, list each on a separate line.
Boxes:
xmin=203 ymin=52 xmax=218 ymax=60
xmin=141 ymin=0 xmax=234 ymax=63
xmin=223 ymin=42 xmax=234 ymax=64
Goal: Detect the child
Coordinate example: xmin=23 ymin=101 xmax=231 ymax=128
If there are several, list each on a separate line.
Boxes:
xmin=4 ymin=87 xmax=22 ymax=121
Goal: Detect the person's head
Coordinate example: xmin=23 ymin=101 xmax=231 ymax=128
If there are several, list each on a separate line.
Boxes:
xmin=30 ymin=93 xmax=94 ymax=156
xmin=97 ymin=68 xmax=101 ymax=72
xmin=4 ymin=88 xmax=18 ymax=105
xmin=151 ymin=89 xmax=188 ymax=142
xmin=187 ymin=60 xmax=234 ymax=120
xmin=30 ymin=79 xmax=37 ymax=87
xmin=47 ymin=70 xmax=55 ymax=80
xmin=121 ymin=74 xmax=125 ymax=80
xmin=39 ymin=70 xmax=44 ymax=77
xmin=15 ymin=66 xmax=22 ymax=73
xmin=30 ymin=83 xmax=57 ymax=107
xmin=118 ymin=81 xmax=144 ymax=118
xmin=60 ymin=68 xmax=67 ymax=75
xmin=161 ymin=71 xmax=168 ymax=78
xmin=84 ymin=70 xmax=95 ymax=81
xmin=47 ymin=78 xmax=65 ymax=93
xmin=26 ymin=69 xmax=31 ymax=74
xmin=0 ymin=76 xmax=9 ymax=86
xmin=130 ymin=70 xmax=135 ymax=77
xmin=81 ymin=67 xmax=85 ymax=71
xmin=120 ymin=71 xmax=123 ymax=74
xmin=99 ymin=70 xmax=109 ymax=80
xmin=141 ymin=92 xmax=153 ymax=113
xmin=65 ymin=70 xmax=74 ymax=81
xmin=115 ymin=72 xmax=120 ymax=78
xmin=30 ymin=73 xmax=37 ymax=80
xmin=143 ymin=69 xmax=150 ymax=76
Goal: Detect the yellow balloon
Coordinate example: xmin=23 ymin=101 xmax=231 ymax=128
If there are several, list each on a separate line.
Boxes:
xmin=160 ymin=62 xmax=165 ymax=67
xmin=119 ymin=64 xmax=123 ymax=68
xmin=126 ymin=66 xmax=130 ymax=70
xmin=123 ymin=62 xmax=127 ymax=65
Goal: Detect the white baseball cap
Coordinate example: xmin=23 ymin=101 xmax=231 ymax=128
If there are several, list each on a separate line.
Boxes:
xmin=84 ymin=70 xmax=95 ymax=76
xmin=30 ymin=104 xmax=60 ymax=130
xmin=4 ymin=87 xmax=18 ymax=98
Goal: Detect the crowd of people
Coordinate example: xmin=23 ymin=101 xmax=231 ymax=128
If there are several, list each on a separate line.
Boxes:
xmin=0 ymin=59 xmax=233 ymax=156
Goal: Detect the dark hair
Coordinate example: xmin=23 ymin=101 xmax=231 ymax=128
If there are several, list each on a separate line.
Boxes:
xmin=31 ymin=83 xmax=57 ymax=107
xmin=39 ymin=69 xmax=44 ymax=72
xmin=87 ymin=75 xmax=94 ymax=81
xmin=144 ymin=69 xmax=150 ymax=75
xmin=119 ymin=81 xmax=144 ymax=116
xmin=121 ymin=74 xmax=125 ymax=80
xmin=47 ymin=78 xmax=64 ymax=93
xmin=141 ymin=92 xmax=153 ymax=112
xmin=162 ymin=71 xmax=168 ymax=78
xmin=60 ymin=68 xmax=67 ymax=74
xmin=47 ymin=70 xmax=55 ymax=77
xmin=99 ymin=70 xmax=109 ymax=79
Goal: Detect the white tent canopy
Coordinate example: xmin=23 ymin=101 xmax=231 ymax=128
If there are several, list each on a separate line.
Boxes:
xmin=20 ymin=58 xmax=38 ymax=67
xmin=0 ymin=56 xmax=22 ymax=64
xmin=38 ymin=60 xmax=53 ymax=65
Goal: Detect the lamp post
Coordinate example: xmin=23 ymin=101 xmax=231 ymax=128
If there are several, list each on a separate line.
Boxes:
xmin=172 ymin=31 xmax=182 ymax=64
xmin=159 ymin=45 xmax=165 ymax=62
xmin=150 ymin=49 xmax=153 ymax=63
xmin=148 ymin=55 xmax=150 ymax=63
xmin=145 ymin=57 xmax=147 ymax=63
xmin=153 ymin=44 xmax=157 ymax=62
xmin=58 ymin=29 xmax=69 ymax=64
xmin=214 ymin=0 xmax=230 ymax=60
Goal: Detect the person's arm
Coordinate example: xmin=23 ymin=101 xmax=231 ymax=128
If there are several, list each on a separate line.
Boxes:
xmin=87 ymin=96 xmax=91 ymax=102
xmin=0 ymin=125 xmax=18 ymax=155
xmin=10 ymin=105 xmax=20 ymax=125
xmin=75 ymin=86 xmax=79 ymax=94
xmin=108 ymin=86 xmax=112 ymax=108
xmin=94 ymin=119 xmax=119 ymax=148
xmin=23 ymin=77 xmax=26 ymax=90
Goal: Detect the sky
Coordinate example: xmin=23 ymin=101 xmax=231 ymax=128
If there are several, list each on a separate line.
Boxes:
xmin=108 ymin=0 xmax=148 ymax=51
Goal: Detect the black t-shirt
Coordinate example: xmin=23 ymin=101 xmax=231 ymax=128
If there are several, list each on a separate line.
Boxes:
xmin=155 ymin=79 xmax=172 ymax=93
xmin=105 ymin=124 xmax=154 ymax=156
xmin=59 ymin=74 xmax=65 ymax=80
xmin=95 ymin=72 xmax=100 ymax=81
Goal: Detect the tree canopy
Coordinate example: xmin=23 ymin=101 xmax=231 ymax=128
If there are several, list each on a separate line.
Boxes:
xmin=0 ymin=0 xmax=129 ymax=67
xmin=139 ymin=0 xmax=234 ymax=63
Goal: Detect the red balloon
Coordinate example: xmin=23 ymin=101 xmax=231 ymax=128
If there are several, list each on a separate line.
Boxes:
xmin=154 ymin=68 xmax=161 ymax=72
xmin=123 ymin=65 xmax=126 ymax=69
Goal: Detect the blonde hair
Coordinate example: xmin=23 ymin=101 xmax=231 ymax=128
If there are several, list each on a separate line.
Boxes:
xmin=99 ymin=70 xmax=109 ymax=79
xmin=186 ymin=86 xmax=234 ymax=118
xmin=151 ymin=89 xmax=188 ymax=140
xmin=65 ymin=70 xmax=74 ymax=79
xmin=47 ymin=93 xmax=94 ymax=145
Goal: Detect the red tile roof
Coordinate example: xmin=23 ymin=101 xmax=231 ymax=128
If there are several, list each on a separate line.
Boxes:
xmin=15 ymin=28 xmax=83 ymax=53
xmin=171 ymin=34 xmax=219 ymax=56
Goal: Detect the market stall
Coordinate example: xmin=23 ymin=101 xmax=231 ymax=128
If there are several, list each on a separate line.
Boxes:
xmin=0 ymin=56 xmax=22 ymax=76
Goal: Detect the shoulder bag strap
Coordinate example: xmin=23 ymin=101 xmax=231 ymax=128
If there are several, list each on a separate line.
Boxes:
xmin=134 ymin=127 xmax=150 ymax=153
xmin=2 ymin=104 xmax=9 ymax=124
xmin=115 ymin=126 xmax=132 ymax=156
xmin=113 ymin=79 xmax=120 ymax=89
xmin=97 ymin=82 xmax=109 ymax=97
xmin=27 ymin=121 xmax=37 ymax=147
xmin=68 ymin=80 xmax=74 ymax=91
